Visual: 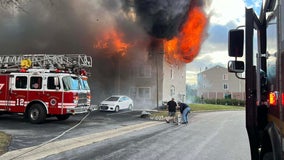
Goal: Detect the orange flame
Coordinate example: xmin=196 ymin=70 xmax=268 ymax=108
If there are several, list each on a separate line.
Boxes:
xmin=94 ymin=29 xmax=130 ymax=56
xmin=164 ymin=7 xmax=207 ymax=63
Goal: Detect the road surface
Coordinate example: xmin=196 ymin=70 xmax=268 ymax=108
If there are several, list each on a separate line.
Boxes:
xmin=43 ymin=111 xmax=250 ymax=160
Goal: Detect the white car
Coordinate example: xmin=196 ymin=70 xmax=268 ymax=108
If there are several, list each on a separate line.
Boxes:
xmin=99 ymin=95 xmax=133 ymax=112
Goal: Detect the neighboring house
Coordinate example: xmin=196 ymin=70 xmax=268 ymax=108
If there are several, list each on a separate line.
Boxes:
xmin=197 ymin=65 xmax=245 ymax=100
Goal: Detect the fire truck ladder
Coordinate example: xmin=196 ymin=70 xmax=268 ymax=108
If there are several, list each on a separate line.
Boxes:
xmin=0 ymin=54 xmax=92 ymax=71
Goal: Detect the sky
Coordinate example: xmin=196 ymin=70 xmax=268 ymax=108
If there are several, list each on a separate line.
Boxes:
xmin=186 ymin=0 xmax=262 ymax=85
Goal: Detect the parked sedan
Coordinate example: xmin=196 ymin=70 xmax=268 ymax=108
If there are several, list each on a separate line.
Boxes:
xmin=99 ymin=95 xmax=133 ymax=112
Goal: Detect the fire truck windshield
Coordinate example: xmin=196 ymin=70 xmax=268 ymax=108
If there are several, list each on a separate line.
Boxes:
xmin=62 ymin=76 xmax=90 ymax=91
xmin=80 ymin=78 xmax=90 ymax=90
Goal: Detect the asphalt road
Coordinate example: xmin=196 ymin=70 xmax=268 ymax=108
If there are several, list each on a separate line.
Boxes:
xmin=42 ymin=111 xmax=250 ymax=160
xmin=0 ymin=111 xmax=250 ymax=160
xmin=0 ymin=110 xmax=149 ymax=151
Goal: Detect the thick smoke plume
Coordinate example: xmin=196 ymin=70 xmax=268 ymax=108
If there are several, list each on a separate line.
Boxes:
xmin=133 ymin=0 xmax=191 ymax=39
xmin=0 ymin=0 xmax=149 ymax=104
xmin=0 ymin=0 xmax=208 ymax=105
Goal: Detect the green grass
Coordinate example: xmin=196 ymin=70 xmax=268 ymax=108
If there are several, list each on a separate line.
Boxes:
xmin=150 ymin=103 xmax=244 ymax=119
xmin=0 ymin=131 xmax=11 ymax=155
xmin=190 ymin=103 xmax=244 ymax=111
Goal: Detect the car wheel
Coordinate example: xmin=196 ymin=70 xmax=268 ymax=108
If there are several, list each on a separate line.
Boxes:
xmin=115 ymin=106 xmax=119 ymax=112
xmin=128 ymin=104 xmax=133 ymax=111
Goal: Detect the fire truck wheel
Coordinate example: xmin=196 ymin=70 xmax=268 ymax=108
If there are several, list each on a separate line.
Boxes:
xmin=115 ymin=106 xmax=119 ymax=112
xmin=27 ymin=104 xmax=46 ymax=124
xmin=56 ymin=115 xmax=70 ymax=121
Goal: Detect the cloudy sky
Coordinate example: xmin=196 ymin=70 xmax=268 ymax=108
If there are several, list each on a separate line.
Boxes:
xmin=186 ymin=0 xmax=262 ymax=85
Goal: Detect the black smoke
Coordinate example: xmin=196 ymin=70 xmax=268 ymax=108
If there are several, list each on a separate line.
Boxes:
xmin=0 ymin=0 xmax=208 ymax=106
xmin=0 ymin=0 xmax=149 ymax=104
xmin=133 ymin=0 xmax=191 ymax=39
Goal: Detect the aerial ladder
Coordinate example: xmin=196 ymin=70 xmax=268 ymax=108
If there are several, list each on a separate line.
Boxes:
xmin=0 ymin=54 xmax=93 ymax=73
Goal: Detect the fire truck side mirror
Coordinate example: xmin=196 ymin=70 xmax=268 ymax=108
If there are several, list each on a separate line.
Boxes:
xmin=228 ymin=29 xmax=244 ymax=57
xmin=228 ymin=60 xmax=244 ymax=73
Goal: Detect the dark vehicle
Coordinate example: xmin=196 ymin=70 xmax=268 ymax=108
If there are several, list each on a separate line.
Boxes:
xmin=227 ymin=0 xmax=284 ymax=159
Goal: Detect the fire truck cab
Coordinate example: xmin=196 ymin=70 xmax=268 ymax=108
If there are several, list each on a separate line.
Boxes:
xmin=228 ymin=0 xmax=284 ymax=159
xmin=0 ymin=54 xmax=92 ymax=124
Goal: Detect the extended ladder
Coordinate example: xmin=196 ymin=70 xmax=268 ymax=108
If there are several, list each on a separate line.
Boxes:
xmin=0 ymin=54 xmax=92 ymax=70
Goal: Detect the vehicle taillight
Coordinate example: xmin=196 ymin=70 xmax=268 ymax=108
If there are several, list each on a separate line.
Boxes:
xmin=269 ymin=92 xmax=277 ymax=106
xmin=282 ymin=93 xmax=284 ymax=105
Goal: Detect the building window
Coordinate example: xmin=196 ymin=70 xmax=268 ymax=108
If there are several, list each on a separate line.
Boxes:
xmin=171 ymin=68 xmax=174 ymax=79
xmin=223 ymin=74 xmax=228 ymax=80
xmin=223 ymin=83 xmax=229 ymax=90
xmin=138 ymin=87 xmax=151 ymax=99
xmin=170 ymin=85 xmax=175 ymax=96
xmin=137 ymin=65 xmax=151 ymax=78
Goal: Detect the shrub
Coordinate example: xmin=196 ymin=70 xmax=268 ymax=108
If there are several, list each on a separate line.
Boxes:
xmin=202 ymin=98 xmax=245 ymax=106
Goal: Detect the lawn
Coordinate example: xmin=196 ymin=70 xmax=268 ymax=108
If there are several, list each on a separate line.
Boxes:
xmin=150 ymin=103 xmax=244 ymax=119
xmin=190 ymin=103 xmax=244 ymax=111
xmin=0 ymin=131 xmax=10 ymax=155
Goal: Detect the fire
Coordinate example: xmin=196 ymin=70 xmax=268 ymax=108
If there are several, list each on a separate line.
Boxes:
xmin=164 ymin=7 xmax=207 ymax=63
xmin=94 ymin=29 xmax=130 ymax=56
xmin=164 ymin=37 xmax=179 ymax=64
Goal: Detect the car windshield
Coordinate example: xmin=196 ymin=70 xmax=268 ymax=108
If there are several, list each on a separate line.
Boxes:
xmin=105 ymin=97 xmax=120 ymax=101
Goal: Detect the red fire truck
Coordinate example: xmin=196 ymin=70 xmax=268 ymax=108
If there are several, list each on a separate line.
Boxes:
xmin=228 ymin=0 xmax=283 ymax=159
xmin=0 ymin=54 xmax=92 ymax=124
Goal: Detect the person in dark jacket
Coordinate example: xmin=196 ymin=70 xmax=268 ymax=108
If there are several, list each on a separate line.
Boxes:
xmin=165 ymin=98 xmax=177 ymax=123
xmin=178 ymin=102 xmax=191 ymax=124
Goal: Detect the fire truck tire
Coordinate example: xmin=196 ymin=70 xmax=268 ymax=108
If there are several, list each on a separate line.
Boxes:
xmin=115 ymin=106 xmax=119 ymax=112
xmin=56 ymin=115 xmax=70 ymax=121
xmin=27 ymin=104 xmax=46 ymax=124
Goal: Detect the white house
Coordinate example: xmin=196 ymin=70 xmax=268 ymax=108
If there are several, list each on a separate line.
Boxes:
xmin=197 ymin=65 xmax=245 ymax=100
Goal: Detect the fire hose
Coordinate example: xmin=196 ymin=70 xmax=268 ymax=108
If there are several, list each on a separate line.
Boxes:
xmin=11 ymin=109 xmax=93 ymax=160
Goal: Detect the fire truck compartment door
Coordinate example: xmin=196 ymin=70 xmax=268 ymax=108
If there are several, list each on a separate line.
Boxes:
xmin=0 ymin=75 xmax=9 ymax=110
xmin=8 ymin=75 xmax=28 ymax=109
